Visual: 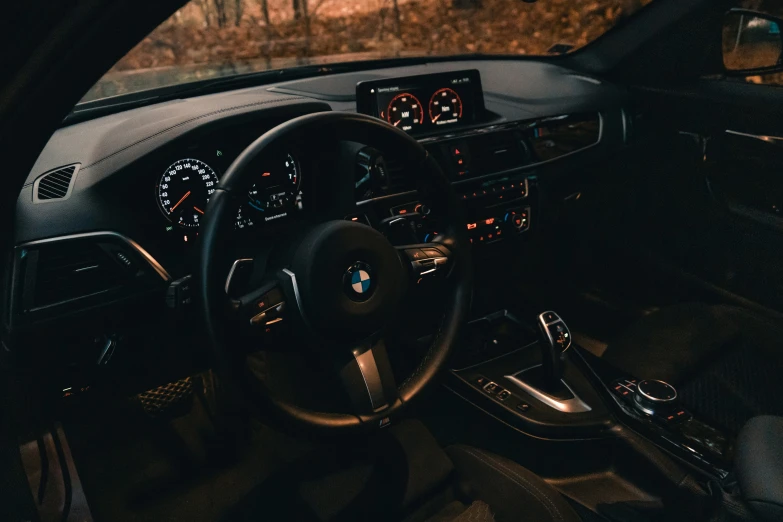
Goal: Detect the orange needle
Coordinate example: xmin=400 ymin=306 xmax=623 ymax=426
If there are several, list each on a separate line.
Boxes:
xmin=193 ymin=206 xmax=204 ymax=215
xmin=393 ymin=120 xmax=401 ymax=127
xmin=170 ymin=190 xmax=191 ymax=212
xmin=432 ymin=113 xmax=441 ymax=122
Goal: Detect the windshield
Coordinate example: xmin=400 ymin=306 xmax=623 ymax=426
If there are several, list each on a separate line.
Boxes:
xmin=81 ymin=0 xmax=653 ymax=103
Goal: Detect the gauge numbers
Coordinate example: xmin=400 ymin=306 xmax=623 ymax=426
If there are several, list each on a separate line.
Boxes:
xmin=385 ymin=93 xmax=424 ymax=132
xmin=235 ymin=153 xmax=301 ymax=230
xmin=157 ymin=158 xmax=218 ymax=228
xmin=429 ymin=88 xmax=463 ymax=126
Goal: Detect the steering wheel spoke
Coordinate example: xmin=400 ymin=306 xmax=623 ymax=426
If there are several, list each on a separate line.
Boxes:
xmin=339 ymin=339 xmax=399 ymax=417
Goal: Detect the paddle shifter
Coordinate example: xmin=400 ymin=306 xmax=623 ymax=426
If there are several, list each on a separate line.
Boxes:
xmin=537 ymin=311 xmax=572 ymax=388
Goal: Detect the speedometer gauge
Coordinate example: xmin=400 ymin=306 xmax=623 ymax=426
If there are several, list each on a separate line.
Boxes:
xmin=157 ymin=158 xmax=218 ymax=228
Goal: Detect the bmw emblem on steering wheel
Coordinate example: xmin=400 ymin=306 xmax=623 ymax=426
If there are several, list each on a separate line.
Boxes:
xmin=344 ymin=261 xmax=375 ymax=301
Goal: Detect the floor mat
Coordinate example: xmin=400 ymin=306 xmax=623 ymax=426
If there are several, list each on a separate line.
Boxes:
xmin=679 ymin=340 xmax=783 ymax=433
xmin=64 ymin=377 xmax=311 ymax=522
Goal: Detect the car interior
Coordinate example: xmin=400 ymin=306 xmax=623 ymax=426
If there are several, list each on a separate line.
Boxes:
xmin=4 ymin=0 xmax=783 ymax=521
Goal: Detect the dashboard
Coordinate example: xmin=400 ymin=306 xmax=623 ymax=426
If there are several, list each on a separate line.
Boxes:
xmin=6 ymin=59 xmax=629 ymax=376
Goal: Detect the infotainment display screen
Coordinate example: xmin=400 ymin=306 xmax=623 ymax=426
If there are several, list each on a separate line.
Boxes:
xmin=356 ymin=70 xmax=485 ymax=136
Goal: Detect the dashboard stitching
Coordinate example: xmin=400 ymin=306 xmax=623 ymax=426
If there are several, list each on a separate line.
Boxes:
xmin=80 ymin=96 xmax=309 ymax=172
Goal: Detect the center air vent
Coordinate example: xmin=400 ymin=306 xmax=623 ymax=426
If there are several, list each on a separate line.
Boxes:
xmin=34 ymin=164 xmax=79 ymax=202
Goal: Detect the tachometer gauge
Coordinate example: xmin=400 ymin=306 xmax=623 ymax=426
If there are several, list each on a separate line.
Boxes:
xmin=235 ymin=153 xmax=301 ymax=229
xmin=428 ymin=88 xmax=463 ymax=125
xmin=157 ymin=158 xmax=219 ymax=228
xmin=385 ymin=93 xmax=424 ymax=132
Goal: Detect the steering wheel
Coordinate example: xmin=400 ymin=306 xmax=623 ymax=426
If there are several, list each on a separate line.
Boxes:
xmin=198 ymin=112 xmax=472 ymax=434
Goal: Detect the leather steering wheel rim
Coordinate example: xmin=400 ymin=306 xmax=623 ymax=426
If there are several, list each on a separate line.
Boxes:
xmin=198 ymin=111 xmax=473 ymax=434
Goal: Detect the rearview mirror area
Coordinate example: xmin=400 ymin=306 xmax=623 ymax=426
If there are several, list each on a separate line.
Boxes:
xmin=723 ymin=9 xmax=783 ymax=74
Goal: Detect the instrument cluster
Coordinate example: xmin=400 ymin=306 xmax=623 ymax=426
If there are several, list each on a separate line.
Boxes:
xmin=155 ymin=150 xmax=303 ymax=232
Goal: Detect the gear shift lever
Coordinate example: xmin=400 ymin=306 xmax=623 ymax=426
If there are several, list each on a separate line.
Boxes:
xmin=504 ymin=311 xmax=590 ymax=413
xmin=537 ymin=311 xmax=572 ymax=388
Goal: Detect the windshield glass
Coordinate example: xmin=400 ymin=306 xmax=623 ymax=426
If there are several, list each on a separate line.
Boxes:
xmin=81 ymin=0 xmax=653 ymax=103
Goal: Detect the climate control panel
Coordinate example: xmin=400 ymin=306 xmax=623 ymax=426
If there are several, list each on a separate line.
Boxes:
xmin=465 ymin=207 xmax=530 ymax=244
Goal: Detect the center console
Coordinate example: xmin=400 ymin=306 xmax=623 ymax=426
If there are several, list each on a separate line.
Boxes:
xmin=584 ymin=351 xmax=734 ymax=479
xmin=448 ymin=310 xmax=736 ymax=483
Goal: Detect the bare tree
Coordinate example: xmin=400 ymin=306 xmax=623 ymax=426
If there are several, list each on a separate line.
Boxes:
xmin=234 ymin=0 xmax=244 ymax=26
xmin=258 ymin=0 xmax=273 ymax=67
xmin=213 ymin=0 xmax=228 ymax=27
xmin=302 ymin=0 xmax=311 ymax=57
xmin=196 ymin=0 xmax=213 ymax=27
xmin=293 ymin=0 xmax=303 ymax=20
xmin=391 ymin=0 xmax=402 ymax=39
xmin=260 ymin=0 xmax=271 ymax=26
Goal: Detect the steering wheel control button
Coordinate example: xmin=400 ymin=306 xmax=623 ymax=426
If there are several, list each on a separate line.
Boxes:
xmin=166 ymin=275 xmax=193 ymax=310
xmin=249 ymin=300 xmax=285 ymax=327
xmin=421 ymin=247 xmax=445 ymax=259
xmin=633 ymin=379 xmax=678 ymax=415
xmin=405 ymin=249 xmax=427 ymax=261
xmin=249 ymin=311 xmax=268 ymax=326
xmin=343 ymin=261 xmax=375 ymax=302
xmin=254 ymin=288 xmax=283 ymax=311
xmin=408 ymin=245 xmax=450 ymax=279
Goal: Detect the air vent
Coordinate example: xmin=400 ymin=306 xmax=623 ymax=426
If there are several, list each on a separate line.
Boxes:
xmin=29 ymin=241 xmax=134 ymax=310
xmin=34 ymin=164 xmax=79 ymax=202
xmin=470 ymin=131 xmax=528 ymax=174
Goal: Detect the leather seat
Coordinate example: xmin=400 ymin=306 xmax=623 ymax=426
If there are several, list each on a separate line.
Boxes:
xmin=736 ymin=416 xmax=783 ymax=522
xmin=602 ymin=303 xmax=783 ymax=433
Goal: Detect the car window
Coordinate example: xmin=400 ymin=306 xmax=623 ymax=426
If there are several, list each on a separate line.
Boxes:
xmin=727 ymin=0 xmax=783 ymax=86
xmin=81 ymin=0 xmax=655 ymax=103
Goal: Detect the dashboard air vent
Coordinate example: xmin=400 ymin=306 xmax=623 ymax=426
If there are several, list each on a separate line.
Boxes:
xmin=28 ymin=241 xmax=135 ymax=310
xmin=34 ymin=164 xmax=79 ymax=201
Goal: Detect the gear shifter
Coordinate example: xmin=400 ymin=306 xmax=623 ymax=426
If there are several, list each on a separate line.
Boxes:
xmin=537 ymin=311 xmax=572 ymax=389
xmin=504 ymin=311 xmax=590 ymax=413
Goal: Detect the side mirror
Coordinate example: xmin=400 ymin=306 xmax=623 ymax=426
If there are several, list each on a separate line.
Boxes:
xmin=723 ymin=9 xmax=783 ymax=75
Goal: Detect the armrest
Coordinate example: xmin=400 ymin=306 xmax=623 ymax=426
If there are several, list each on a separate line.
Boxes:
xmin=736 ymin=416 xmax=783 ymax=522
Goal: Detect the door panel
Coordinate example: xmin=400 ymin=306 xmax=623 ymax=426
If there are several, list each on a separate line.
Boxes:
xmin=623 ymin=80 xmax=783 ymax=313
